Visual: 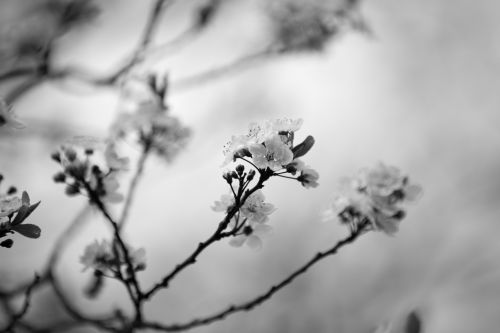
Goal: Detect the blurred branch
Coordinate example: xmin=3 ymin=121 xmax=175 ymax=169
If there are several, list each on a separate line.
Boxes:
xmin=1 ymin=274 xmax=39 ymax=333
xmin=141 ymin=223 xmax=369 ymax=332
xmin=171 ymin=49 xmax=275 ymax=92
xmin=118 ymin=143 xmax=152 ymax=230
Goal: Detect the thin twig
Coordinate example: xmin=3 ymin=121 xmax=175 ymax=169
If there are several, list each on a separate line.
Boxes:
xmin=140 ymin=225 xmax=368 ymax=332
xmin=143 ymin=172 xmax=270 ymax=300
xmin=2 ymin=274 xmax=40 ymax=332
xmin=118 ymin=144 xmax=151 ymax=230
xmin=170 ymin=50 xmax=274 ymax=92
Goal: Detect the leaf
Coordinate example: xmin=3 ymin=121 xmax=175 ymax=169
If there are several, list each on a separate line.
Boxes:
xmin=10 ymin=201 xmax=40 ymax=226
xmin=292 ymin=135 xmax=315 ymax=159
xmin=405 ymin=311 xmax=422 ymax=333
xmin=21 ymin=191 xmax=30 ymax=206
xmin=11 ymin=224 xmax=41 ymax=239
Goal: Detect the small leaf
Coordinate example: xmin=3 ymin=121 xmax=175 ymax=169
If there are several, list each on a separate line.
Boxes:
xmin=21 ymin=191 xmax=30 ymax=206
xmin=10 ymin=205 xmax=29 ymax=226
xmin=10 ymin=201 xmax=40 ymax=226
xmin=405 ymin=311 xmax=422 ymax=333
xmin=11 ymin=224 xmax=41 ymax=239
xmin=292 ymin=135 xmax=315 ymax=159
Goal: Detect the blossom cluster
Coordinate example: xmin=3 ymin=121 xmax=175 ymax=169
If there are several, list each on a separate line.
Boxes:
xmin=324 ymin=163 xmax=422 ymax=235
xmin=111 ymin=75 xmax=191 ymax=162
xmin=223 ymin=118 xmax=318 ymax=188
xmin=267 ymin=0 xmax=357 ymax=52
xmin=80 ymin=239 xmax=146 ymax=274
xmin=0 ymin=176 xmax=41 ymax=248
xmin=213 ymin=188 xmax=275 ymax=249
xmin=51 ymin=137 xmax=129 ymax=203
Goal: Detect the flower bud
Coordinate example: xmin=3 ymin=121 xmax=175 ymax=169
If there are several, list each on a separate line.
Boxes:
xmin=243 ymin=225 xmax=253 ymax=236
xmin=235 ymin=164 xmax=245 ymax=175
xmin=7 ymin=186 xmax=17 ymax=195
xmin=53 ymin=172 xmax=66 ymax=183
xmin=51 ymin=151 xmax=61 ymax=163
xmin=64 ymin=148 xmax=77 ymax=162
xmin=222 ymin=172 xmax=233 ymax=184
xmin=230 ymin=171 xmax=238 ymax=179
xmin=247 ymin=169 xmax=256 ymax=181
xmin=65 ymin=184 xmax=80 ymax=196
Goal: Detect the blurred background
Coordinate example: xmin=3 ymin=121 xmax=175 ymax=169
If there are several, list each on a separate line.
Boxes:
xmin=1 ymin=0 xmax=500 ymax=332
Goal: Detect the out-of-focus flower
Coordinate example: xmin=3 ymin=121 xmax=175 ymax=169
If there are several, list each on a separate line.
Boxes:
xmin=229 ymin=223 xmax=272 ymax=250
xmin=52 ymin=137 xmax=127 ymax=203
xmin=324 ymin=164 xmax=421 ymax=235
xmin=249 ymin=135 xmax=294 ymax=170
xmin=80 ymin=239 xmax=146 ymax=272
xmin=267 ymin=0 xmax=355 ymax=52
xmin=80 ymin=239 xmax=114 ymax=272
xmin=0 ymin=100 xmax=25 ymax=129
xmin=212 ymin=190 xmax=275 ymax=224
xmin=111 ymin=86 xmax=190 ymax=162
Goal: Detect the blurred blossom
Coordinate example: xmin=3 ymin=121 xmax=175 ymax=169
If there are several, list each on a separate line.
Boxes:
xmin=229 ymin=222 xmax=272 ymax=250
xmin=0 ymin=99 xmax=25 ymax=129
xmin=112 ymin=77 xmax=190 ymax=162
xmin=52 ymin=137 xmax=128 ymax=203
xmin=267 ymin=0 xmax=356 ymax=52
xmin=288 ymin=159 xmax=319 ymax=188
xmin=80 ymin=239 xmax=147 ymax=272
xmin=324 ymin=163 xmax=421 ymax=235
xmin=213 ymin=190 xmax=276 ymax=224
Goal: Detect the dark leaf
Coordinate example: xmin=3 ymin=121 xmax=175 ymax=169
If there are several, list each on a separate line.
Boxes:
xmin=10 ymin=201 xmax=41 ymax=226
xmin=292 ymin=135 xmax=315 ymax=159
xmin=11 ymin=224 xmax=41 ymax=239
xmin=405 ymin=311 xmax=422 ymax=333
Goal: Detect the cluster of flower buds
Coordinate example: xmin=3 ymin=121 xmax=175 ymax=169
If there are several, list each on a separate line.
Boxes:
xmin=213 ymin=179 xmax=275 ymax=249
xmin=80 ymin=239 xmax=146 ymax=275
xmin=0 ymin=175 xmax=41 ymax=248
xmin=0 ymin=100 xmax=24 ymax=129
xmin=267 ymin=0 xmax=359 ymax=53
xmin=51 ymin=137 xmax=129 ymax=203
xmin=324 ymin=163 xmax=422 ymax=235
xmin=223 ymin=118 xmax=318 ymax=188
xmin=111 ymin=75 xmax=191 ymax=162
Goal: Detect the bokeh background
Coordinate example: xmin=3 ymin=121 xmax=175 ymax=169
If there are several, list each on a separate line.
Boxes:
xmin=1 ymin=0 xmax=500 ymax=332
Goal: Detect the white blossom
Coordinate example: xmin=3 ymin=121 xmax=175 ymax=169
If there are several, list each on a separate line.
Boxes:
xmin=80 ymin=239 xmax=114 ymax=272
xmin=229 ymin=223 xmax=272 ymax=250
xmin=248 ymin=135 xmax=293 ymax=170
xmin=212 ymin=190 xmax=275 ymax=224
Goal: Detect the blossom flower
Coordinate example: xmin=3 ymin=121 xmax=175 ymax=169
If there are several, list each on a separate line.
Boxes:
xmin=80 ymin=239 xmax=147 ymax=272
xmin=212 ymin=190 xmax=275 ymax=224
xmin=53 ymin=137 xmax=127 ymax=203
xmin=248 ymin=135 xmax=293 ymax=170
xmin=268 ymin=0 xmax=350 ymax=52
xmin=287 ymin=159 xmax=319 ymax=188
xmin=229 ymin=223 xmax=272 ymax=250
xmin=111 ymin=102 xmax=190 ymax=162
xmin=222 ymin=118 xmax=303 ymax=166
xmin=0 ymin=100 xmax=25 ymax=129
xmin=325 ymin=164 xmax=421 ymax=235
xmin=0 ymin=195 xmax=22 ymax=218
xmin=80 ymin=239 xmax=114 ymax=272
